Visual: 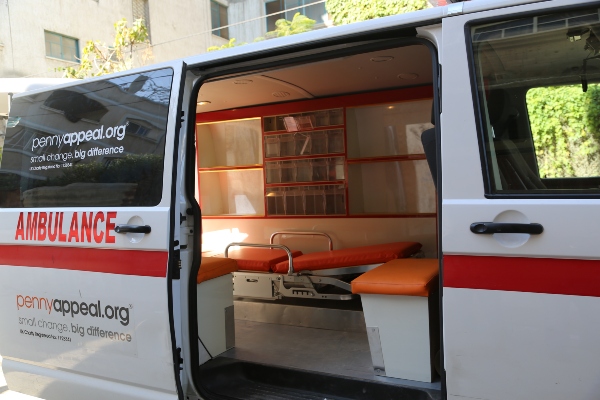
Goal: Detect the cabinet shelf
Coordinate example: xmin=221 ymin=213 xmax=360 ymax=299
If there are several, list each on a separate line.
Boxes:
xmin=266 ymin=184 xmax=346 ymax=216
xmin=264 ymin=128 xmax=345 ymax=158
xmin=263 ymin=108 xmax=344 ymax=133
xmin=265 ymin=180 xmax=346 ymax=188
xmin=265 ymin=153 xmax=345 ymax=162
xmin=197 ymin=97 xmax=436 ymax=218
xmin=347 ymin=154 xmax=426 ymax=164
xmin=263 ymin=124 xmax=345 ymax=135
xmin=265 ymin=156 xmax=345 ymax=185
xmin=198 ymin=167 xmax=265 ymax=217
xmin=197 ymin=118 xmax=262 ymax=168
xmin=198 ymin=165 xmax=263 ymax=172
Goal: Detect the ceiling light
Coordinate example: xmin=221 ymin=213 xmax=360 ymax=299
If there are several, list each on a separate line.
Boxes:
xmin=397 ymin=73 xmax=419 ymax=80
xmin=197 ymin=101 xmax=211 ymax=105
xmin=272 ymin=91 xmax=290 ymax=98
xmin=370 ymin=56 xmax=394 ymax=62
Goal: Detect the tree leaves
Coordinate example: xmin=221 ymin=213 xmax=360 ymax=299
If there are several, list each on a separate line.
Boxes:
xmin=527 ymin=84 xmax=600 ymax=178
xmin=326 ymin=0 xmax=429 ymax=26
xmin=207 ymin=13 xmax=316 ymax=52
xmin=60 ymin=18 xmax=152 ymax=79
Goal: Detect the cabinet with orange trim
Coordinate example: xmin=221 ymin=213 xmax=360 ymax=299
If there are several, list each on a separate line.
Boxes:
xmin=196 ymin=88 xmax=436 ymax=219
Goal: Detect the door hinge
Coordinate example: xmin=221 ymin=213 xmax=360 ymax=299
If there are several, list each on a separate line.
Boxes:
xmin=171 ymin=248 xmax=181 ymax=280
xmin=176 ymin=347 xmax=183 ymax=370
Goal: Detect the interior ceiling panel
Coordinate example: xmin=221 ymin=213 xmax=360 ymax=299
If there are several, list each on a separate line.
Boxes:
xmin=196 ymin=44 xmax=433 ymax=113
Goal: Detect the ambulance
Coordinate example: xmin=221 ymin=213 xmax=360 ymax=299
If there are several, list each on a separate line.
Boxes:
xmin=1 ymin=0 xmax=599 ymax=399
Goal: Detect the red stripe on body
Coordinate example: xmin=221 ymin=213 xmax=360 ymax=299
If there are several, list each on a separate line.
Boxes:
xmin=0 ymin=245 xmax=168 ymax=277
xmin=444 ymin=255 xmax=600 ymax=297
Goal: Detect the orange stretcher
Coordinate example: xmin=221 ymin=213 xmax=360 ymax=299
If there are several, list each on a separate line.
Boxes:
xmin=225 ymin=231 xmax=423 ymax=301
xmin=272 ymin=242 xmax=423 ymax=274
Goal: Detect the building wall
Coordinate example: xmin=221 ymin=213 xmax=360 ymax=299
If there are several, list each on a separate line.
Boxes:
xmin=228 ymin=0 xmax=265 ymax=44
xmin=149 ymin=0 xmax=228 ymax=63
xmin=0 ymin=0 xmax=227 ymax=78
xmin=0 ymin=0 xmax=336 ymax=79
xmin=0 ymin=0 xmax=132 ymax=78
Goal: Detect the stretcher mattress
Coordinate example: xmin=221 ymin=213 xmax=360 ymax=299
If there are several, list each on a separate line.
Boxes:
xmin=226 ymin=247 xmax=303 ymax=272
xmin=197 ymin=256 xmax=238 ymax=284
xmin=351 ymin=258 xmax=439 ymax=297
xmin=272 ymin=242 xmax=422 ymax=273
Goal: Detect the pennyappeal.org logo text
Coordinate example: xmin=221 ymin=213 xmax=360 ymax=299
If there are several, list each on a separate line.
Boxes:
xmin=30 ymin=123 xmax=128 ymax=151
xmin=16 ymin=294 xmax=130 ymax=326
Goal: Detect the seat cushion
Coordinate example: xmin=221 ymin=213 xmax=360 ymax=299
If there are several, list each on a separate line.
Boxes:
xmin=227 ymin=247 xmax=303 ymax=272
xmin=351 ymin=258 xmax=439 ymax=297
xmin=272 ymin=242 xmax=422 ymax=274
xmin=197 ymin=257 xmax=238 ymax=284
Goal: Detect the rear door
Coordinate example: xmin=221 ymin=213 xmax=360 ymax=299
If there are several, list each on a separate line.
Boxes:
xmin=0 ymin=65 xmax=184 ymax=400
xmin=441 ymin=1 xmax=600 ymax=400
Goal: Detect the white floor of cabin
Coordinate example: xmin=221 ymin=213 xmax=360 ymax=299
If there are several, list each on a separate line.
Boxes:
xmin=221 ymin=312 xmax=441 ymax=392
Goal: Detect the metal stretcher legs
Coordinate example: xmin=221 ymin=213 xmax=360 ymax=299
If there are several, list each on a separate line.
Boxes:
xmin=274 ymin=274 xmax=355 ymax=300
xmin=226 ymin=242 xmax=357 ymax=301
xmin=232 ymin=271 xmax=356 ymax=301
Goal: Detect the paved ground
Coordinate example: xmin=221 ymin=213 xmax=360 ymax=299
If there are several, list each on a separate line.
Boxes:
xmin=0 ymin=357 xmax=43 ymax=400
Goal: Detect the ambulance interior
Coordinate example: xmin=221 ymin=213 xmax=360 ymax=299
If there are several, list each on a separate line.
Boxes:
xmin=191 ymin=38 xmax=442 ymax=400
xmin=190 ymin=8 xmax=600 ymax=396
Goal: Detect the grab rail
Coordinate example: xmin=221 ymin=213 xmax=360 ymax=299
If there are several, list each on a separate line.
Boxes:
xmin=269 ymin=231 xmax=333 ymax=251
xmin=225 ymin=242 xmax=296 ymax=275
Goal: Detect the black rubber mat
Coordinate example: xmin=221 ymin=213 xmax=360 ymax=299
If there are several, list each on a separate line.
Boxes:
xmin=196 ymin=357 xmax=441 ymax=400
xmin=208 ymin=381 xmax=347 ymax=400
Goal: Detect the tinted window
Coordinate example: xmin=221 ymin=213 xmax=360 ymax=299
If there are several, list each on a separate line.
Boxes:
xmin=0 ymin=68 xmax=174 ymax=207
xmin=471 ymin=7 xmax=600 ymax=195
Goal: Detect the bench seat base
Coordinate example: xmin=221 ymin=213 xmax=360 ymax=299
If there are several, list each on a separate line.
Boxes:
xmin=198 ymin=274 xmax=235 ymax=363
xmin=362 ymin=293 xmax=436 ymax=382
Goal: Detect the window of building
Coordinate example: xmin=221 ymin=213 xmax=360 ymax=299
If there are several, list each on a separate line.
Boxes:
xmin=132 ymin=0 xmax=151 ymax=42
xmin=265 ymin=0 xmax=326 ymax=32
xmin=44 ymin=31 xmax=79 ymax=62
xmin=211 ymin=1 xmax=229 ymax=39
xmin=126 ymin=121 xmax=151 ymax=137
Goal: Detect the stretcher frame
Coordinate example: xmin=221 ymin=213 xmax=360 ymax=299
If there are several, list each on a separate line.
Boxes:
xmin=226 ymin=231 xmax=420 ymax=301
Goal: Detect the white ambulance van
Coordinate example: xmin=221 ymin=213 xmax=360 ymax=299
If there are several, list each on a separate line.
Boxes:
xmin=1 ymin=1 xmax=599 ymax=399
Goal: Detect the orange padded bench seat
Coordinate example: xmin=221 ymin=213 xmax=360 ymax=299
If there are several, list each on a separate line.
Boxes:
xmin=197 ymin=257 xmax=238 ymax=284
xmin=272 ymin=242 xmax=422 ymax=274
xmin=351 ymin=258 xmax=438 ymax=296
xmin=226 ymin=248 xmax=303 ymax=272
xmin=354 ymin=258 xmax=439 ymax=382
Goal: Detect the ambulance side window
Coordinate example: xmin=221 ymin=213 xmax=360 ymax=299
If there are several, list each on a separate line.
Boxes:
xmin=471 ymin=7 xmax=600 ymax=196
xmin=0 ymin=68 xmax=174 ymax=208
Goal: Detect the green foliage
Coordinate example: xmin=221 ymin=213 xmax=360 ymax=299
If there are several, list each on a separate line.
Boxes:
xmin=266 ymin=13 xmax=316 ymax=38
xmin=208 ymin=38 xmax=242 ymax=52
xmin=326 ymin=0 xmax=429 ymax=25
xmin=61 ymin=18 xmax=152 ymax=79
xmin=207 ymin=13 xmax=315 ymax=52
xmin=527 ymin=84 xmax=600 ymax=178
